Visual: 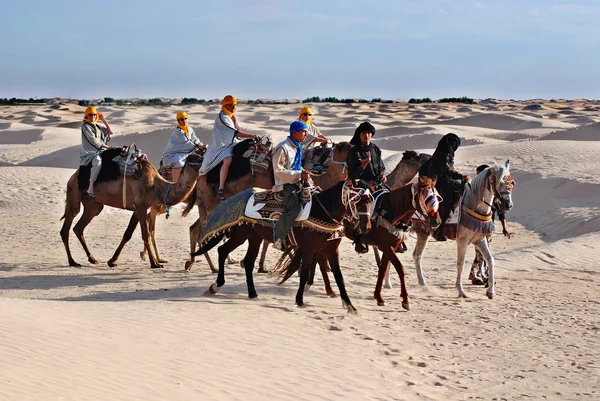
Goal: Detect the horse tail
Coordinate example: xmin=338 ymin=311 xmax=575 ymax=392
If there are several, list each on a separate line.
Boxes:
xmin=191 ymin=233 xmax=224 ymax=257
xmin=181 ymin=184 xmax=197 ymax=217
xmin=271 ymin=248 xmax=302 ymax=284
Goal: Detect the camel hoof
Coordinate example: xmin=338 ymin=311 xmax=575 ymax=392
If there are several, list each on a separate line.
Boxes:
xmin=486 ymin=290 xmax=494 ymax=299
xmin=377 ymin=300 xmax=386 ymax=307
xmin=151 ymin=264 xmax=164 ymax=269
xmin=88 ymin=257 xmax=98 ymax=264
xmin=326 ymin=291 xmax=338 ymax=298
xmin=158 ymin=259 xmax=168 ymax=264
xmin=139 ymin=251 xmax=146 ymax=261
xmin=458 ymin=293 xmax=468 ymax=299
xmin=402 ymin=302 xmax=411 ymax=311
xmin=257 ymin=267 xmax=268 ymax=274
xmin=184 ymin=261 xmax=194 ymax=271
xmin=107 ymin=260 xmax=117 ymax=267
xmin=69 ymin=261 xmax=81 ymax=267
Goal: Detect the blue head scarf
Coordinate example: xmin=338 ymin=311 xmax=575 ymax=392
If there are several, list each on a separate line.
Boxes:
xmin=288 ymin=120 xmax=308 ymax=171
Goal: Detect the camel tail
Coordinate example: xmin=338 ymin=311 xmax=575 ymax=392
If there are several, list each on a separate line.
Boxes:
xmin=191 ymin=233 xmax=224 ymax=257
xmin=181 ymin=184 xmax=197 ymax=217
xmin=272 ymin=248 xmax=301 ymax=284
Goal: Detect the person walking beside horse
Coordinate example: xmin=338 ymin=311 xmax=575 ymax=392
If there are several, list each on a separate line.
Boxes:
xmin=80 ymin=106 xmax=116 ymax=199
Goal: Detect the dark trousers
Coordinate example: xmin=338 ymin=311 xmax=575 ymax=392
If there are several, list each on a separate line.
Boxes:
xmin=274 ymin=183 xmax=302 ymax=243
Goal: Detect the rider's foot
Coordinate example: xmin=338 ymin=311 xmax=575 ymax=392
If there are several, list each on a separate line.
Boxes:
xmin=217 ymin=189 xmax=225 ymax=201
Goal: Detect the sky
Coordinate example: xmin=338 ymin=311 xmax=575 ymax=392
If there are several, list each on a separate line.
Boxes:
xmin=1 ymin=0 xmax=599 ymax=100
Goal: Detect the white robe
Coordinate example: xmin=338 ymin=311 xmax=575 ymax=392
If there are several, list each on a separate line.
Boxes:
xmin=199 ymin=110 xmax=241 ymax=175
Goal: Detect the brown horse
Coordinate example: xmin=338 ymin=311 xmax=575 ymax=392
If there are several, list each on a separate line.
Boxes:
xmin=192 ymin=180 xmax=374 ymax=312
xmin=276 ymin=176 xmax=441 ymax=310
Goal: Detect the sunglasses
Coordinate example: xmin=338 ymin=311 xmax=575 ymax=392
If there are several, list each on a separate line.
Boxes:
xmin=178 ymin=118 xmax=188 ymax=121
xmin=302 ymin=113 xmax=312 ymax=117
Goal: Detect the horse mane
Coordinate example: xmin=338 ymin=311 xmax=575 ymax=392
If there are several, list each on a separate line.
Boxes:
xmin=462 ymin=163 xmax=507 ymax=211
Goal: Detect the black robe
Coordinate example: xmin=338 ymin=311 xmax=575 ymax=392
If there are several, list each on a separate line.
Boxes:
xmin=347 ymin=143 xmax=386 ymax=184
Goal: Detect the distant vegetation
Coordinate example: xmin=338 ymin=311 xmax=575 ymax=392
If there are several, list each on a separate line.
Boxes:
xmin=409 ymin=96 xmax=474 ymax=104
xmin=408 ymin=98 xmax=433 ymax=104
xmin=302 ymin=96 xmax=393 ymax=103
xmin=0 ymin=98 xmax=46 ymax=105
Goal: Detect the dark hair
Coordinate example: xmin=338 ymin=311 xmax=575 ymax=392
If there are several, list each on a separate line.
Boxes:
xmin=350 ymin=122 xmax=376 ymax=146
xmin=476 ymin=164 xmax=489 ymax=174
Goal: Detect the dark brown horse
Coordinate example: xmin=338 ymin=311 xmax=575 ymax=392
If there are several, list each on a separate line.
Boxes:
xmin=276 ymin=176 xmax=441 ymax=310
xmin=192 ymin=180 xmax=374 ymax=312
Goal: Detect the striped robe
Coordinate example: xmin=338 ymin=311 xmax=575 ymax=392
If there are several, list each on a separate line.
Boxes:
xmin=80 ymin=122 xmax=110 ymax=166
xmin=199 ymin=111 xmax=241 ymax=175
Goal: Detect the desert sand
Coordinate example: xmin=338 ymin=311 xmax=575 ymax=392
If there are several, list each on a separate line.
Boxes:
xmin=0 ymin=100 xmax=599 ymax=400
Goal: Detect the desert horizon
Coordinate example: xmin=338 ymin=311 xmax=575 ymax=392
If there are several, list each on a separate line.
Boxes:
xmin=1 ymin=99 xmax=599 ymax=400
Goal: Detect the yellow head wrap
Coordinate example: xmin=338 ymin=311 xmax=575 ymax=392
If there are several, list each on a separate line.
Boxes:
xmin=221 ymin=95 xmax=238 ymax=117
xmin=176 ymin=111 xmax=189 ymax=136
xmin=84 ymin=106 xmax=98 ymax=123
xmin=299 ymin=106 xmax=313 ymax=125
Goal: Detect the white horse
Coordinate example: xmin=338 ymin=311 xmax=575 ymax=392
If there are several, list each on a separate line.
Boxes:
xmin=412 ymin=160 xmax=514 ymax=299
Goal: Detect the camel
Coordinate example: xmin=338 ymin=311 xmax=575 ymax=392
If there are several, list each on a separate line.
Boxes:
xmin=182 ymin=141 xmax=354 ymax=273
xmin=60 ymin=151 xmax=203 ymax=269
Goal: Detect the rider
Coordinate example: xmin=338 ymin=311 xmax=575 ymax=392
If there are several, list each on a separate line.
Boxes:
xmin=419 ymin=133 xmax=470 ymax=241
xmin=298 ymin=106 xmax=328 ymax=148
xmin=469 ymin=164 xmax=511 ymax=285
xmin=272 ymin=120 xmax=311 ymax=250
xmin=347 ymin=121 xmax=386 ymax=253
xmin=161 ymin=111 xmax=204 ymax=182
xmin=199 ymin=95 xmax=260 ymax=201
xmin=80 ymin=106 xmax=115 ymax=198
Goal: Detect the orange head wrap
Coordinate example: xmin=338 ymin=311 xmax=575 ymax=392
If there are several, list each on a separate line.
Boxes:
xmin=84 ymin=106 xmax=98 ymax=123
xmin=176 ymin=111 xmax=189 ymax=136
xmin=299 ymin=106 xmax=313 ymax=125
xmin=221 ymin=95 xmax=238 ymax=117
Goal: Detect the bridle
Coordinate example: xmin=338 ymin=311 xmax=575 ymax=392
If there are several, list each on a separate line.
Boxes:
xmin=313 ymin=182 xmax=373 ymax=225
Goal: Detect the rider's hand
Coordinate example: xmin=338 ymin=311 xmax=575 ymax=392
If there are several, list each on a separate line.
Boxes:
xmin=380 ymin=175 xmax=387 ymax=183
xmin=462 ymin=175 xmax=471 ymax=182
xmin=503 ymin=229 xmax=511 ymax=239
xmin=359 ymin=153 xmax=371 ymax=168
xmin=97 ymin=112 xmax=105 ymax=121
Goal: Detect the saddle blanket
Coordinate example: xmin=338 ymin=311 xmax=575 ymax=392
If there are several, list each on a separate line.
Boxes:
xmin=244 ymin=188 xmax=312 ymax=222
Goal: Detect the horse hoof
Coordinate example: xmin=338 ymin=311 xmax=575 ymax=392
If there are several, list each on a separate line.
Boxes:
xmin=376 ymin=300 xmax=386 ymax=307
xmin=486 ymin=291 xmax=494 ymax=299
xmin=458 ymin=293 xmax=468 ymax=299
xmin=257 ymin=268 xmax=268 ymax=274
xmin=158 ymin=259 xmax=168 ymax=264
xmin=107 ymin=260 xmax=117 ymax=267
xmin=151 ymin=264 xmax=164 ymax=269
xmin=139 ymin=251 xmax=146 ymax=261
xmin=343 ymin=301 xmax=357 ymax=314
xmin=383 ymin=284 xmax=393 ymax=290
xmin=402 ymin=302 xmax=411 ymax=311
xmin=227 ymin=258 xmax=238 ymax=265
xmin=327 ymin=291 xmax=338 ymax=298
xmin=204 ymin=283 xmax=221 ymax=295
xmin=88 ymin=257 xmax=98 ymax=264
xmin=184 ymin=261 xmax=193 ymax=271
xmin=304 ymin=284 xmax=312 ymax=292
xmin=248 ymin=293 xmax=258 ymax=299
xmin=69 ymin=261 xmax=81 ymax=267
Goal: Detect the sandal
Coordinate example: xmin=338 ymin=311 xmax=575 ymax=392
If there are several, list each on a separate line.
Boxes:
xmin=217 ymin=189 xmax=225 ymax=201
xmin=86 ymin=192 xmax=96 ymax=199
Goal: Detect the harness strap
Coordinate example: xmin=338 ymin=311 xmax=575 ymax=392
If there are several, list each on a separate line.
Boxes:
xmin=462 ymin=206 xmax=492 ymax=221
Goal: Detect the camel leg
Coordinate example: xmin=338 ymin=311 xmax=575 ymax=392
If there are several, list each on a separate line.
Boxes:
xmin=137 ymin=206 xmax=162 ymax=269
xmin=241 ymin=232 xmax=262 ymax=299
xmin=381 ymin=245 xmax=410 ymax=310
xmin=413 ymin=232 xmax=430 ymax=288
xmin=257 ymin=240 xmax=270 ymax=273
xmin=455 ymin=236 xmax=470 ymax=298
xmin=327 ymin=246 xmax=357 ymax=314
xmin=108 ymin=212 xmax=139 ymax=267
xmin=474 ymin=238 xmax=495 ymax=299
xmin=374 ymin=253 xmax=390 ymax=306
xmin=141 ymin=205 xmax=167 ymax=264
xmin=72 ymin=201 xmax=104 ymax=265
xmin=60 ymin=191 xmax=82 ymax=267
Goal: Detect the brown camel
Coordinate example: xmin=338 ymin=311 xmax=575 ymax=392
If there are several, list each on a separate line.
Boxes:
xmin=182 ymin=141 xmax=354 ymax=273
xmin=60 ymin=152 xmax=203 ymax=269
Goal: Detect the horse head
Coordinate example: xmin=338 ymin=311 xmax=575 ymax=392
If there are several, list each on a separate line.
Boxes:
xmin=490 ymin=160 xmax=514 ymax=212
xmin=343 ymin=180 xmax=375 ymax=235
xmin=416 ymin=175 xmax=442 ymax=229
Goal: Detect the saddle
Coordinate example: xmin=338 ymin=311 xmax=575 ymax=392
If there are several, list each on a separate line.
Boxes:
xmin=303 ymin=142 xmax=334 ymax=176
xmin=243 ymin=186 xmax=314 ymax=223
xmin=77 ymin=147 xmax=146 ymax=190
xmin=206 ymin=138 xmax=272 ymax=186
xmin=159 ymin=146 xmax=206 ymax=182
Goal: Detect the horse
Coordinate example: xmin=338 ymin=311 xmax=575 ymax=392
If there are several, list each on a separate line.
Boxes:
xmin=275 ymin=176 xmax=442 ymax=310
xmin=191 ymin=180 xmax=375 ymax=312
xmin=412 ymin=161 xmax=514 ymax=299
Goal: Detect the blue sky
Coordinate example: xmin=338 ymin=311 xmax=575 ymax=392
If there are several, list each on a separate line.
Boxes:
xmin=1 ymin=0 xmax=599 ymax=100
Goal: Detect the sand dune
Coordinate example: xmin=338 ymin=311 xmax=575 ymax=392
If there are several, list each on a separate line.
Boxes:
xmin=0 ymin=100 xmax=599 ymax=400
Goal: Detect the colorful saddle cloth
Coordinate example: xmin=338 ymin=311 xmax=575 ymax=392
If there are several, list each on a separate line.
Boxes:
xmin=244 ymin=188 xmax=312 ymax=223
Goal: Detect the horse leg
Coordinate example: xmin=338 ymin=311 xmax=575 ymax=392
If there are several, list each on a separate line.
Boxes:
xmin=107 ymin=212 xmax=139 ymax=267
xmin=381 ymin=246 xmax=410 ymax=310
xmin=208 ymin=226 xmax=251 ymax=294
xmin=455 ymin=236 xmax=470 ymax=298
xmin=475 ymin=238 xmax=495 ymax=299
xmin=72 ymin=202 xmax=103 ymax=264
xmin=242 ymin=232 xmax=262 ymax=299
xmin=60 ymin=193 xmax=81 ymax=267
xmin=327 ymin=247 xmax=357 ymax=314
xmin=412 ymin=232 xmax=430 ymax=288
xmin=305 ymin=255 xmax=316 ymax=292
xmin=295 ymin=249 xmax=312 ymax=307
xmin=374 ymin=253 xmax=390 ymax=306
xmin=257 ymin=240 xmax=270 ymax=273
xmin=317 ymin=254 xmax=336 ymax=297
xmin=375 ymin=247 xmax=393 ymax=289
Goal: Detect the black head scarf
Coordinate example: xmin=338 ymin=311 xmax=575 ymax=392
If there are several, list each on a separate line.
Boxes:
xmin=434 ymin=133 xmax=461 ymax=157
xmin=350 ymin=122 xmax=376 ymax=146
